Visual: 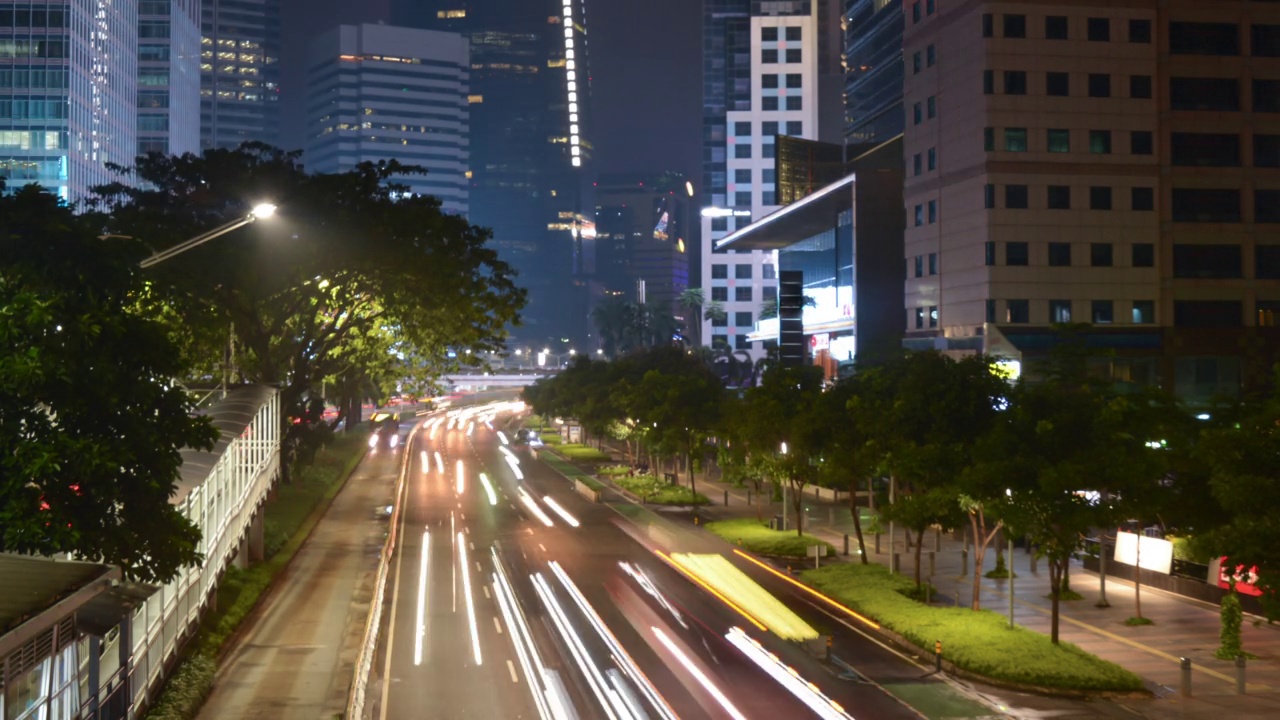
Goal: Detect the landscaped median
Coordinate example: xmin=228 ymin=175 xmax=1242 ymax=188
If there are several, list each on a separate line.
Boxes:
xmin=706 ymin=518 xmax=835 ymax=558
xmin=144 ymin=433 xmax=369 ymax=720
xmin=615 ymin=474 xmax=710 ymax=506
xmin=540 ymin=451 xmax=605 ymax=501
xmin=554 ymin=442 xmax=612 ymax=461
xmin=800 ymin=563 xmax=1145 ymax=693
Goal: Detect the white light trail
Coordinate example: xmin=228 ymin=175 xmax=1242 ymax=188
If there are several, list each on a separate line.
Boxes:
xmin=542 ymin=496 xmax=581 ymax=528
xmin=533 ymin=574 xmax=626 ymax=720
xmin=434 ymin=451 xmax=444 ymax=474
xmin=414 ymin=531 xmax=429 ymax=665
xmin=480 ymin=473 xmax=498 ymax=506
xmin=550 ymin=562 xmax=679 ymax=720
xmin=498 ymin=430 xmax=510 ymax=446
xmin=619 ymin=562 xmax=686 ymax=629
xmin=457 ymin=532 xmax=483 ymax=666
xmin=499 ymin=445 xmax=518 ymax=462
xmin=467 ymin=421 xmax=475 ymax=436
xmin=506 ymin=454 xmax=525 ymax=481
xmin=491 ymin=551 xmax=559 ymax=720
xmin=517 ymin=488 xmax=554 ymax=527
xmin=420 ymin=451 xmax=429 ymax=472
xmin=456 ymin=459 xmax=465 ymax=494
xmin=725 ymin=627 xmax=853 ymax=720
xmin=652 ymin=626 xmax=748 ymax=720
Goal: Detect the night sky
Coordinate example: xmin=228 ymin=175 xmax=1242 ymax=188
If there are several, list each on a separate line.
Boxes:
xmin=279 ymin=0 xmax=702 ymax=183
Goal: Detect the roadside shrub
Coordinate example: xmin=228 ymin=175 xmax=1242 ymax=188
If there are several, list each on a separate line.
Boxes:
xmin=705 ymin=518 xmax=835 ymax=558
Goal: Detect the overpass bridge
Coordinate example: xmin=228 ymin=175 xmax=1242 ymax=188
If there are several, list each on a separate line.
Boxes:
xmin=443 ymin=371 xmax=555 ymax=389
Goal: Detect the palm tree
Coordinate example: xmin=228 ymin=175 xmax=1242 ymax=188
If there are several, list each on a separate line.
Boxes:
xmin=591 ymin=297 xmax=632 ymax=357
xmin=759 ymin=301 xmax=778 ymax=321
xmin=677 ymin=288 xmax=706 ymax=347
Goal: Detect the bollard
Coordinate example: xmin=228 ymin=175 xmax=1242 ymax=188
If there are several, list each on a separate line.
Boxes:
xmin=829 ymin=507 xmax=835 ymax=526
xmin=928 ymin=551 xmax=936 ymax=577
xmin=960 ymin=548 xmax=969 ymax=577
xmin=843 ymin=534 xmax=850 ymax=556
xmin=747 ymin=490 xmax=752 ymax=505
xmin=875 ymin=533 xmax=882 ymax=554
xmin=954 ymin=590 xmax=960 ymax=607
xmin=1030 ymin=552 xmax=1037 ymax=573
xmin=826 ymin=636 xmax=832 ymax=661
xmin=891 ymin=552 xmax=900 ymax=574
xmin=934 ymin=528 xmax=942 ymax=552
xmin=1236 ymin=655 xmax=1246 ymax=695
xmin=934 ymin=640 xmax=943 ymax=672
xmin=724 ymin=490 xmax=729 ymax=506
xmin=738 ymin=537 xmax=743 ymax=547
xmin=1180 ymin=657 xmax=1192 ymax=697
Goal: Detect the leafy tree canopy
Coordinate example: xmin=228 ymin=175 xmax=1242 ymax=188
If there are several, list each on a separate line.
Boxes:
xmin=1 ymin=184 xmax=218 ymax=582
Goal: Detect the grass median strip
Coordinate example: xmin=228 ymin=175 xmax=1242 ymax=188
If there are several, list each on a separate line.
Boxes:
xmin=145 ymin=432 xmax=368 ymax=720
xmin=801 ymin=563 xmax=1144 ymax=692
xmin=706 ymin=518 xmax=834 ymax=558
xmin=540 ymin=451 xmax=604 ymax=491
xmin=554 ymin=443 xmax=612 ymax=461
xmin=616 ymin=474 xmax=709 ymax=506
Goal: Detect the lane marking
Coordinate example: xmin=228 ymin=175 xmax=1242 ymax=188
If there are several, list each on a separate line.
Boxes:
xmin=413 ymin=531 xmax=429 ymax=666
xmin=539 ymin=544 xmax=547 ymax=552
xmin=483 ymin=586 xmax=491 ymax=599
xmin=507 ymin=659 xmax=519 ymax=684
xmin=494 ymin=616 xmax=504 ymax=634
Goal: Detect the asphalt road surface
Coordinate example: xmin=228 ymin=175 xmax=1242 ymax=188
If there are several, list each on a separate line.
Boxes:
xmin=371 ymin=404 xmax=928 ymax=720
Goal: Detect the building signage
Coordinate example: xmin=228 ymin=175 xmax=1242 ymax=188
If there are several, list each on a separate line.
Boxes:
xmin=810 ymin=333 xmax=830 ymax=351
xmin=1113 ymin=531 xmax=1174 ymax=574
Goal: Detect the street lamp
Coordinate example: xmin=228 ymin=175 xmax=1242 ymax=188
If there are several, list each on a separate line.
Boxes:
xmin=136 ymin=202 xmax=278 ymax=268
xmin=1006 ymin=487 xmax=1015 ymax=629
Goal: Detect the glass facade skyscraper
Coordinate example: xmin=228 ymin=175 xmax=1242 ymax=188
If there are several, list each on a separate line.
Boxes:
xmin=702 ymin=0 xmax=751 ymax=209
xmin=200 ymin=0 xmax=279 ymax=149
xmin=390 ymin=0 xmax=593 ymax=346
xmin=0 ymin=0 xmax=138 ymax=204
xmin=138 ymin=0 xmax=201 ymax=156
xmin=843 ymin=0 xmax=903 ymax=147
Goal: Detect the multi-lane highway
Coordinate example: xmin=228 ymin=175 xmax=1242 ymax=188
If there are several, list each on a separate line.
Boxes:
xmin=367 ymin=399 xmax=936 ymax=720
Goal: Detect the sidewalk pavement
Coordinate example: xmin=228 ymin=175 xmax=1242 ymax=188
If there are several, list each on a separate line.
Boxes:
xmin=665 ymin=466 xmax=1280 ymax=717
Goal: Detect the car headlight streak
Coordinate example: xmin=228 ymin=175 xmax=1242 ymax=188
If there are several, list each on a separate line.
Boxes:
xmin=725 ymin=627 xmax=854 ymax=720
xmin=479 ymin=473 xmax=498 ymax=506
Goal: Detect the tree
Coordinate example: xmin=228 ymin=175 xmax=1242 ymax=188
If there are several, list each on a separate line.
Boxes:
xmin=0 ymin=184 xmax=219 ymax=583
xmin=91 ymin=145 xmax=524 ymax=480
xmin=740 ymin=364 xmax=826 ymax=535
xmin=815 ymin=378 xmax=880 ymax=563
xmin=852 ymin=352 xmax=1004 ymax=589
xmin=677 ymin=288 xmax=706 ymax=347
xmin=629 ymin=350 xmax=724 ymax=506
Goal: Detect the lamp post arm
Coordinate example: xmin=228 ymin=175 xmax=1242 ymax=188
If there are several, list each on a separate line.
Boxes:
xmin=138 ymin=214 xmax=255 ymax=269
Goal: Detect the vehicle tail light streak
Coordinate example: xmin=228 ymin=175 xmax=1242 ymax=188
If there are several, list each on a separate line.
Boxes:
xmin=725 ymin=627 xmax=854 ymax=720
xmin=651 ymin=626 xmax=748 ymax=720
xmin=479 ymin=473 xmax=498 ymax=506
xmin=654 ymin=551 xmax=767 ymax=633
xmin=549 ymin=562 xmax=679 ymax=720
xmin=517 ymin=487 xmax=554 ymax=527
xmin=457 ymin=532 xmax=482 ymax=666
xmin=732 ymin=550 xmax=880 ymax=630
xmin=532 ymin=573 xmax=637 ymax=720
xmin=490 ymin=550 xmax=565 ymax=720
xmin=541 ymin=496 xmax=581 ymax=528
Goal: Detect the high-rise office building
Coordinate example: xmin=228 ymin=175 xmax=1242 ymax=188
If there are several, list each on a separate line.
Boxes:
xmin=699 ymin=0 xmax=842 ymax=357
xmin=138 ymin=0 xmax=202 ymax=157
xmin=305 ymin=24 xmax=469 ymax=215
xmin=843 ymin=0 xmax=903 ymax=149
xmin=200 ymin=0 xmax=280 ymax=150
xmin=390 ymin=0 xmax=593 ymax=347
xmin=594 ymin=172 xmax=692 ymax=322
xmin=904 ymin=1 xmax=1280 ymax=400
xmin=0 ymin=0 xmax=138 ymax=203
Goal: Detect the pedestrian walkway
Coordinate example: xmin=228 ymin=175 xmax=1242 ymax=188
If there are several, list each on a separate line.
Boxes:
xmin=661 ymin=466 xmax=1280 ymax=717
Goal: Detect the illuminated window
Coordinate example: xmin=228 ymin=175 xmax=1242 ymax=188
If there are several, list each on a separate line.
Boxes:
xmin=437 ymin=9 xmax=466 ymax=18
xmin=469 ymin=95 xmax=483 ymax=103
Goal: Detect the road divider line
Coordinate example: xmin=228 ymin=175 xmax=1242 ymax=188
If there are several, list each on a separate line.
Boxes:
xmin=494 ymin=616 xmax=504 ymax=634
xmin=508 ymin=659 xmax=519 ymax=683
xmin=413 ymin=531 xmax=430 ymax=666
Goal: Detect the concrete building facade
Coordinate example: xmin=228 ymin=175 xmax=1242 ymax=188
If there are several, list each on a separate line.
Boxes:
xmin=200 ymin=0 xmax=279 ymax=150
xmin=904 ymin=0 xmax=1280 ymax=400
xmin=305 ymin=24 xmax=469 ymax=215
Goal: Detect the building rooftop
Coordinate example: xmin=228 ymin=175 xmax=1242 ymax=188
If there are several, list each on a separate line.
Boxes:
xmin=174 ymin=384 xmax=278 ymax=505
xmin=714 ymin=173 xmax=856 ymax=252
xmin=0 ymin=555 xmax=116 ymax=635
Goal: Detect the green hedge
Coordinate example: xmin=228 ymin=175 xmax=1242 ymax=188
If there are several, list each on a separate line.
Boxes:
xmin=143 ymin=654 xmax=216 ymax=720
xmin=556 ymin=443 xmax=611 ymax=461
xmin=616 ymin=474 xmax=710 ymax=506
xmin=801 ymin=564 xmax=1144 ymax=692
xmin=598 ymin=464 xmax=631 ymax=477
xmin=705 ymin=518 xmax=834 ymax=557
xmin=539 ymin=431 xmax=562 ymax=445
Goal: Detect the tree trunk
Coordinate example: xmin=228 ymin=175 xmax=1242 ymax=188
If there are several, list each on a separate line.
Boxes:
xmin=791 ymin=480 xmax=805 ymax=536
xmin=914 ymin=525 xmax=925 ymax=588
xmin=1049 ymin=559 xmax=1063 ymax=644
xmin=1134 ymin=529 xmax=1143 ymax=620
xmin=849 ymin=481 xmax=868 ymax=564
xmin=687 ymin=449 xmax=698 ymax=507
xmin=970 ymin=516 xmax=986 ymax=610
